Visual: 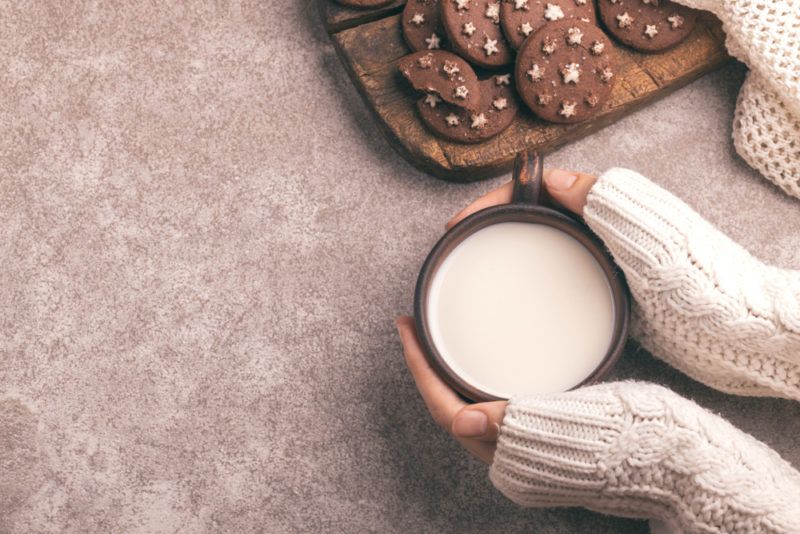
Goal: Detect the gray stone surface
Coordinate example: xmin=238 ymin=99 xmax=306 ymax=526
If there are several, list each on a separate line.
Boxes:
xmin=1 ymin=1 xmax=799 ymax=532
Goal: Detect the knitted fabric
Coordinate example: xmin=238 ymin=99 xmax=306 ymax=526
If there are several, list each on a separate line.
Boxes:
xmin=674 ymin=0 xmax=800 ymax=199
xmin=733 ymin=73 xmax=800 ymax=198
xmin=584 ymin=168 xmax=800 ymax=400
xmin=489 ymin=382 xmax=800 ymax=533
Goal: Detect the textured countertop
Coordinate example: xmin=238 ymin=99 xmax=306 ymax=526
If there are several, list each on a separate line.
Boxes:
xmin=2 ymin=2 xmax=799 ymax=532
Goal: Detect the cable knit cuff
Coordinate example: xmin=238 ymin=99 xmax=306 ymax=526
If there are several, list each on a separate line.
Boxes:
xmin=490 ymin=382 xmax=800 ymax=532
xmin=582 ymin=167 xmax=704 ymax=289
xmin=489 ymin=385 xmax=621 ymax=507
xmin=490 ymin=383 xmax=681 ymax=524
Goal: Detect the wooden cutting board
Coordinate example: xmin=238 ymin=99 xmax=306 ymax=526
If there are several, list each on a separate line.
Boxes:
xmin=319 ymin=1 xmax=730 ymax=181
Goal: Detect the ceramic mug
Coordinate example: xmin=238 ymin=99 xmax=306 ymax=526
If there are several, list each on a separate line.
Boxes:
xmin=413 ymin=151 xmax=630 ymax=402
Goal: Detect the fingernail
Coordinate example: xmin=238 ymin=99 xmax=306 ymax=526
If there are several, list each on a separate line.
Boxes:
xmin=452 ymin=410 xmax=488 ymax=438
xmin=545 ymin=169 xmax=577 ymax=191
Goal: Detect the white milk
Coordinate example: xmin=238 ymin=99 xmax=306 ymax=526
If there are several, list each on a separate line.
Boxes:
xmin=427 ymin=222 xmax=615 ymax=398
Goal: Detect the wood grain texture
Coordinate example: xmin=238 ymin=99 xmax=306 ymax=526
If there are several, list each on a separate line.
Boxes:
xmin=318 ymin=0 xmax=406 ymax=33
xmin=328 ymin=8 xmax=730 ymax=181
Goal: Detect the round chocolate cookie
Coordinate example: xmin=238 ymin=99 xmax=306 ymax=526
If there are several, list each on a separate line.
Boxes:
xmin=399 ymin=50 xmax=482 ymax=111
xmin=598 ymin=0 xmax=698 ymax=53
xmin=500 ymin=0 xmax=597 ymax=50
xmin=441 ymin=0 xmax=514 ymax=69
xmin=417 ymin=75 xmax=519 ymax=143
xmin=336 ymin=0 xmax=395 ymax=7
xmin=403 ymin=0 xmax=446 ymax=52
xmin=515 ymin=20 xmax=616 ymax=123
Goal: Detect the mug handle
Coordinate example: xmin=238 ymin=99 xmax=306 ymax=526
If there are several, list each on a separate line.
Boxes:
xmin=511 ymin=150 xmax=544 ymax=205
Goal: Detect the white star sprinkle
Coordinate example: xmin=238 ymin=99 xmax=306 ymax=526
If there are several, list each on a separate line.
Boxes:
xmin=527 ymin=63 xmax=544 ymax=81
xmin=617 ymin=12 xmax=633 ymax=28
xmin=544 ymin=3 xmax=565 ymax=21
xmin=417 ymin=53 xmax=434 ymax=68
xmin=425 ymin=33 xmax=441 ymax=49
xmin=644 ymin=24 xmax=659 ymax=38
xmin=485 ymin=2 xmax=501 ymax=23
xmin=515 ymin=0 xmax=529 ymax=9
xmin=600 ymin=67 xmax=614 ymax=83
xmin=561 ymin=63 xmax=580 ymax=84
xmin=454 ymin=0 xmax=470 ymax=10
xmin=542 ymin=37 xmax=556 ymax=55
xmin=410 ymin=13 xmax=425 ymax=26
xmin=559 ymin=101 xmax=577 ymax=118
xmin=462 ymin=22 xmax=476 ymax=36
xmin=574 ymin=0 xmax=587 ymax=4
xmin=520 ymin=22 xmax=534 ymax=36
xmin=537 ymin=93 xmax=552 ymax=106
xmin=566 ymin=27 xmax=584 ymax=45
xmin=443 ymin=60 xmax=460 ymax=78
xmin=445 ymin=114 xmax=460 ymax=126
xmin=483 ymin=37 xmax=499 ymax=56
xmin=471 ymin=113 xmax=488 ymax=129
xmin=590 ymin=40 xmax=605 ymax=55
xmin=493 ymin=98 xmax=508 ymax=110
xmin=495 ymin=74 xmax=511 ymax=85
xmin=667 ymin=14 xmax=684 ymax=29
xmin=454 ymin=85 xmax=470 ymax=99
xmin=424 ymin=94 xmax=442 ymax=108
xmin=585 ymin=93 xmax=599 ymax=107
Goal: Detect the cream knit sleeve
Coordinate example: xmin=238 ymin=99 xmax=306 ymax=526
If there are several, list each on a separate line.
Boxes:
xmin=583 ymin=168 xmax=800 ymax=401
xmin=489 ymin=382 xmax=800 ymax=533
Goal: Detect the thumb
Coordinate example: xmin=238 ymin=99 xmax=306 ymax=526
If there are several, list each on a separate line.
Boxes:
xmin=451 ymin=401 xmax=507 ymax=442
xmin=543 ymin=169 xmax=597 ymax=215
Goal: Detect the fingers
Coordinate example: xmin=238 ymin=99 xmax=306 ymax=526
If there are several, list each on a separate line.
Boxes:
xmin=397 ymin=316 xmax=504 ymax=466
xmin=445 ymin=168 xmax=599 ymax=229
xmin=451 ymin=401 xmax=507 ymax=442
xmin=543 ymin=169 xmax=597 ymax=215
xmin=458 ymin=438 xmax=497 ymax=465
xmin=446 ymin=181 xmax=513 ymax=229
xmin=396 ymin=316 xmax=466 ymax=430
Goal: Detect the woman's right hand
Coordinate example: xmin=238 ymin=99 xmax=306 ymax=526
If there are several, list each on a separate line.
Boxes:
xmin=449 ymin=166 xmax=800 ymax=401
xmin=446 ymin=169 xmax=597 ymax=228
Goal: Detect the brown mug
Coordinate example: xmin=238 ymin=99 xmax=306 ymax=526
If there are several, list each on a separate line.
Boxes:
xmin=413 ymin=151 xmax=630 ymax=402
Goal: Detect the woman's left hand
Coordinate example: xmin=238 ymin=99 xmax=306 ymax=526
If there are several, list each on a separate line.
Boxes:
xmin=396 ymin=316 xmax=507 ymax=465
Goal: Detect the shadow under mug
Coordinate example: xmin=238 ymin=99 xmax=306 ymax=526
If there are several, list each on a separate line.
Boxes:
xmin=413 ymin=151 xmax=631 ymax=402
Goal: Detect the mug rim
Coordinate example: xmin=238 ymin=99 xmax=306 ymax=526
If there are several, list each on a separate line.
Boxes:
xmin=413 ymin=202 xmax=631 ymax=403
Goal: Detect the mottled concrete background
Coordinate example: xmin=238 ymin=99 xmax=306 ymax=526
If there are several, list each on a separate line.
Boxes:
xmin=2 ymin=2 xmax=799 ymax=533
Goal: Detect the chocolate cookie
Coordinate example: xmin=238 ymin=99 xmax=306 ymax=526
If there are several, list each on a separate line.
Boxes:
xmin=441 ymin=0 xmax=514 ymax=69
xmin=417 ymin=75 xmax=519 ymax=143
xmin=515 ymin=20 xmax=616 ymax=123
xmin=403 ymin=0 xmax=446 ymax=52
xmin=399 ymin=50 xmax=481 ymax=111
xmin=598 ymin=0 xmax=698 ymax=53
xmin=500 ymin=0 xmax=597 ymax=49
xmin=335 ymin=0 xmax=395 ymax=7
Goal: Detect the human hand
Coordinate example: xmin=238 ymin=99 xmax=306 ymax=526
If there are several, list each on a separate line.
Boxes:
xmin=445 ymin=168 xmax=598 ymax=228
xmin=396 ymin=316 xmax=506 ymax=465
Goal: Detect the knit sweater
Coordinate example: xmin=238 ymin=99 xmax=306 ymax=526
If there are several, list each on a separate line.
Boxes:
xmin=490 ymin=382 xmax=800 ymax=533
xmin=490 ymin=169 xmax=800 ymax=532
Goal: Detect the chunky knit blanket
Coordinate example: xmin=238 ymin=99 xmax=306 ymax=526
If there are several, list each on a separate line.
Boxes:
xmin=676 ymin=0 xmax=800 ymax=198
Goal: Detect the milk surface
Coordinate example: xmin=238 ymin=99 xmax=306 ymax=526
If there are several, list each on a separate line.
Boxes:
xmin=427 ymin=222 xmax=615 ymax=398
